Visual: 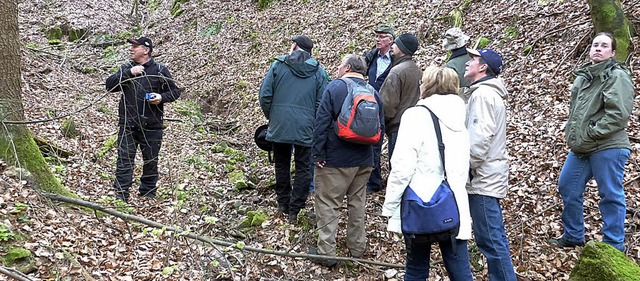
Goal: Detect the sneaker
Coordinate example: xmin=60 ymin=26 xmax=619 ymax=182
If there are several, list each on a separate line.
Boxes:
xmin=549 ymin=236 xmax=585 ymax=248
xmin=307 ymin=248 xmax=337 ymax=267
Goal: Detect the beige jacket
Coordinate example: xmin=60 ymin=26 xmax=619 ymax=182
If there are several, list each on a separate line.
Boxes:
xmin=464 ymin=77 xmax=509 ymax=198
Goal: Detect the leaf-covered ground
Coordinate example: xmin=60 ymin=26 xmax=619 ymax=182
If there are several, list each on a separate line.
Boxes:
xmin=2 ymin=0 xmax=640 ymax=280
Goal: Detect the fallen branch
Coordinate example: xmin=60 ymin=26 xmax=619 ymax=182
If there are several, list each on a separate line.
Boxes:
xmin=33 ymin=135 xmax=75 ymax=158
xmin=0 ymin=266 xmax=33 ymax=281
xmin=528 ymin=19 xmax=590 ymax=54
xmin=41 ymin=192 xmax=405 ymax=269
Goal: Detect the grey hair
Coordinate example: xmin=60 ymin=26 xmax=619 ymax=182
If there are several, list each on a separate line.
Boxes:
xmin=342 ymin=54 xmax=367 ymax=76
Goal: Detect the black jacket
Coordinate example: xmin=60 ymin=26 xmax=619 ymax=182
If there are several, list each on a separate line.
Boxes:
xmin=106 ymin=57 xmax=180 ymax=129
xmin=313 ymin=75 xmax=385 ymax=168
xmin=363 ymin=47 xmax=394 ymax=91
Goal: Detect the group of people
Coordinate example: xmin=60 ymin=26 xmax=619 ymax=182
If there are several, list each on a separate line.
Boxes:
xmin=104 ymin=26 xmax=634 ymax=280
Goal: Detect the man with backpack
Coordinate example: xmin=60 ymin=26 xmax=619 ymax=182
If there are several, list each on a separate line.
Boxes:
xmin=259 ymin=35 xmax=329 ymax=224
xmin=308 ymin=54 xmax=384 ymax=266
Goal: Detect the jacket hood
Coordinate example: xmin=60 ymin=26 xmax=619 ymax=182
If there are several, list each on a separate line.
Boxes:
xmin=467 ymin=77 xmax=508 ymax=99
xmin=418 ymin=94 xmax=467 ymax=133
xmin=275 ymin=51 xmax=320 ymax=78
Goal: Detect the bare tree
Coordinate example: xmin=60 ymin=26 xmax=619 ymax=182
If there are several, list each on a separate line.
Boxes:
xmin=0 ymin=0 xmax=70 ymax=195
xmin=588 ymin=0 xmax=634 ymax=63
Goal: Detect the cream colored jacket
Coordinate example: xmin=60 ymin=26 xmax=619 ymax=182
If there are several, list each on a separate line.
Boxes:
xmin=381 ymin=95 xmax=472 ymax=240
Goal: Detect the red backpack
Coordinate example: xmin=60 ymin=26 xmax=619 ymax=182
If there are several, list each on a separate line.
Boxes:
xmin=334 ymin=78 xmax=381 ymax=145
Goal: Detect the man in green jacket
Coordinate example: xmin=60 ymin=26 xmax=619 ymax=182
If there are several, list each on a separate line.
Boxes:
xmin=550 ymin=32 xmax=634 ymax=252
xmin=443 ymin=27 xmax=471 ymax=88
xmin=259 ymin=35 xmax=329 ymax=224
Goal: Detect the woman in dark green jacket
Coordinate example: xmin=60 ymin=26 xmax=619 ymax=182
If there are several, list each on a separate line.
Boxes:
xmin=550 ymin=32 xmax=634 ymax=252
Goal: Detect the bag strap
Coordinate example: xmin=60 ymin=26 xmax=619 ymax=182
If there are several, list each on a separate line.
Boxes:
xmin=417 ymin=105 xmax=447 ymax=181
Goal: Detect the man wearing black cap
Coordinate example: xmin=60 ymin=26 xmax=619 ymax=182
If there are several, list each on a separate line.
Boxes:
xmin=463 ymin=48 xmax=517 ymax=280
xmin=259 ymin=34 xmax=329 ymax=224
xmin=379 ymin=33 xmax=422 ymax=170
xmin=105 ymin=37 xmax=181 ymax=203
xmin=362 ymin=24 xmax=394 ymax=195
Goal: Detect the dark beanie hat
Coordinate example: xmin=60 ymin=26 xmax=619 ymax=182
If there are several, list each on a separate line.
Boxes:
xmin=291 ymin=35 xmax=313 ymax=54
xmin=394 ymin=33 xmax=419 ymax=56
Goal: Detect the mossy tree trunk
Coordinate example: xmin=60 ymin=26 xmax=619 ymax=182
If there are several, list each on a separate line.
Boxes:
xmin=0 ymin=0 xmax=72 ymax=196
xmin=588 ymin=0 xmax=633 ymax=63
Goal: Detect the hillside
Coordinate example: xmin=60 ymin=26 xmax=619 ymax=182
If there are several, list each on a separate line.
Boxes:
xmin=3 ymin=0 xmax=640 ymax=280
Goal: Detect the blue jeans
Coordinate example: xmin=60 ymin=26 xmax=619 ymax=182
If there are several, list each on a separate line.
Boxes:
xmin=404 ymin=236 xmax=473 ymax=281
xmin=558 ymin=148 xmax=630 ymax=252
xmin=468 ymin=194 xmax=516 ymax=281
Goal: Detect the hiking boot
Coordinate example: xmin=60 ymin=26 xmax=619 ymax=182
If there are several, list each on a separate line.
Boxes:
xmin=115 ymin=191 xmax=129 ymax=203
xmin=549 ymin=236 xmax=585 ymax=248
xmin=288 ymin=213 xmax=298 ymax=224
xmin=307 ymin=248 xmax=337 ymax=267
xmin=278 ymin=205 xmax=289 ymax=216
xmin=139 ymin=191 xmax=156 ymax=199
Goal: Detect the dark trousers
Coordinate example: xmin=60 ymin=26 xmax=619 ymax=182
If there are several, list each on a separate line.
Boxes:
xmin=113 ymin=126 xmax=163 ymax=197
xmin=404 ymin=235 xmax=473 ymax=281
xmin=273 ymin=142 xmax=312 ymax=216
xmin=366 ymin=136 xmax=383 ymax=191
xmin=387 ymin=130 xmax=398 ymax=169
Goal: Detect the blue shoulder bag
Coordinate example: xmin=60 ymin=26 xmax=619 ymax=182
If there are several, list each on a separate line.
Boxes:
xmin=401 ymin=105 xmax=460 ymax=243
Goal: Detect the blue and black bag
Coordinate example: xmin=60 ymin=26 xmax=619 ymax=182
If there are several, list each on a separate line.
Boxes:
xmin=401 ymin=105 xmax=460 ymax=243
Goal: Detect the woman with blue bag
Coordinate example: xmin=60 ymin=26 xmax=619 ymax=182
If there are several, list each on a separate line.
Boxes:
xmin=382 ymin=66 xmax=473 ymax=280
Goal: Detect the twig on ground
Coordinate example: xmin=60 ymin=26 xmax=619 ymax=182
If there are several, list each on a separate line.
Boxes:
xmin=0 ymin=266 xmax=33 ymax=281
xmin=40 ymin=192 xmax=406 ymax=269
xmin=551 ymin=31 xmax=591 ymax=79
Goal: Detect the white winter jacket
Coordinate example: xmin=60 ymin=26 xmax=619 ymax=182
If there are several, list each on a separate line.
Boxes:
xmin=464 ymin=77 xmax=509 ymax=198
xmin=381 ymin=95 xmax=472 ymax=240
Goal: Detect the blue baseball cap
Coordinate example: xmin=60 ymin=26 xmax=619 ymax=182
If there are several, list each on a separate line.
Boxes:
xmin=467 ymin=48 xmax=503 ymax=75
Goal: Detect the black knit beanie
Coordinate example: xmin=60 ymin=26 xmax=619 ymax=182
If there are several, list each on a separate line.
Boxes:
xmin=394 ymin=33 xmax=419 ymax=56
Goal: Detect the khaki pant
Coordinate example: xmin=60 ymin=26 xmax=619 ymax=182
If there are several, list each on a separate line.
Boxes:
xmin=314 ymin=166 xmax=373 ymax=257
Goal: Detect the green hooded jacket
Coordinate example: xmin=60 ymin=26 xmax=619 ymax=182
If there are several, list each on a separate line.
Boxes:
xmin=565 ymin=58 xmax=634 ymax=155
xmin=258 ymin=50 xmax=329 ymax=146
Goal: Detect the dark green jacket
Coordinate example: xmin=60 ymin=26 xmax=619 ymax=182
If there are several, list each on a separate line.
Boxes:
xmin=445 ymin=47 xmax=471 ymax=88
xmin=258 ymin=50 xmax=329 ymax=146
xmin=565 ymin=58 xmax=634 ymax=155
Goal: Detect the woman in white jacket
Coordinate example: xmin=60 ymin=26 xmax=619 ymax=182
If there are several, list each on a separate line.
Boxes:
xmin=382 ymin=66 xmax=473 ymax=280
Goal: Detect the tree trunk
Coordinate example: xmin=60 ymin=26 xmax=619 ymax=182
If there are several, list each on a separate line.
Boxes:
xmin=588 ymin=0 xmax=633 ymax=63
xmin=0 ymin=0 xmax=72 ymax=196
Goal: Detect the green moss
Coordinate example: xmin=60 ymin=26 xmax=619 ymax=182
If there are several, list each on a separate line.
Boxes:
xmin=0 ymin=224 xmax=15 ymax=241
xmin=239 ymin=211 xmax=268 ymax=227
xmin=45 ymin=27 xmax=63 ymax=45
xmin=504 ymin=26 xmax=519 ymax=39
xmin=171 ymin=0 xmax=189 ymax=17
xmin=61 ymin=119 xmax=78 ymax=138
xmin=256 ymin=0 xmax=273 ymax=10
xmin=2 ymin=248 xmax=31 ymax=266
xmin=97 ymin=135 xmax=117 ymax=158
xmin=228 ymin=170 xmax=244 ymax=184
xmin=569 ymin=241 xmax=640 ymax=281
xmin=476 ymin=37 xmax=491 ymax=49
xmin=448 ymin=9 xmax=463 ymax=27
xmin=174 ymin=100 xmax=203 ymax=124
xmin=0 ymin=134 xmax=74 ymax=197
xmin=211 ymin=142 xmax=228 ymax=153
xmin=68 ymin=29 xmax=87 ymax=42
xmin=523 ymin=45 xmax=533 ymax=56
